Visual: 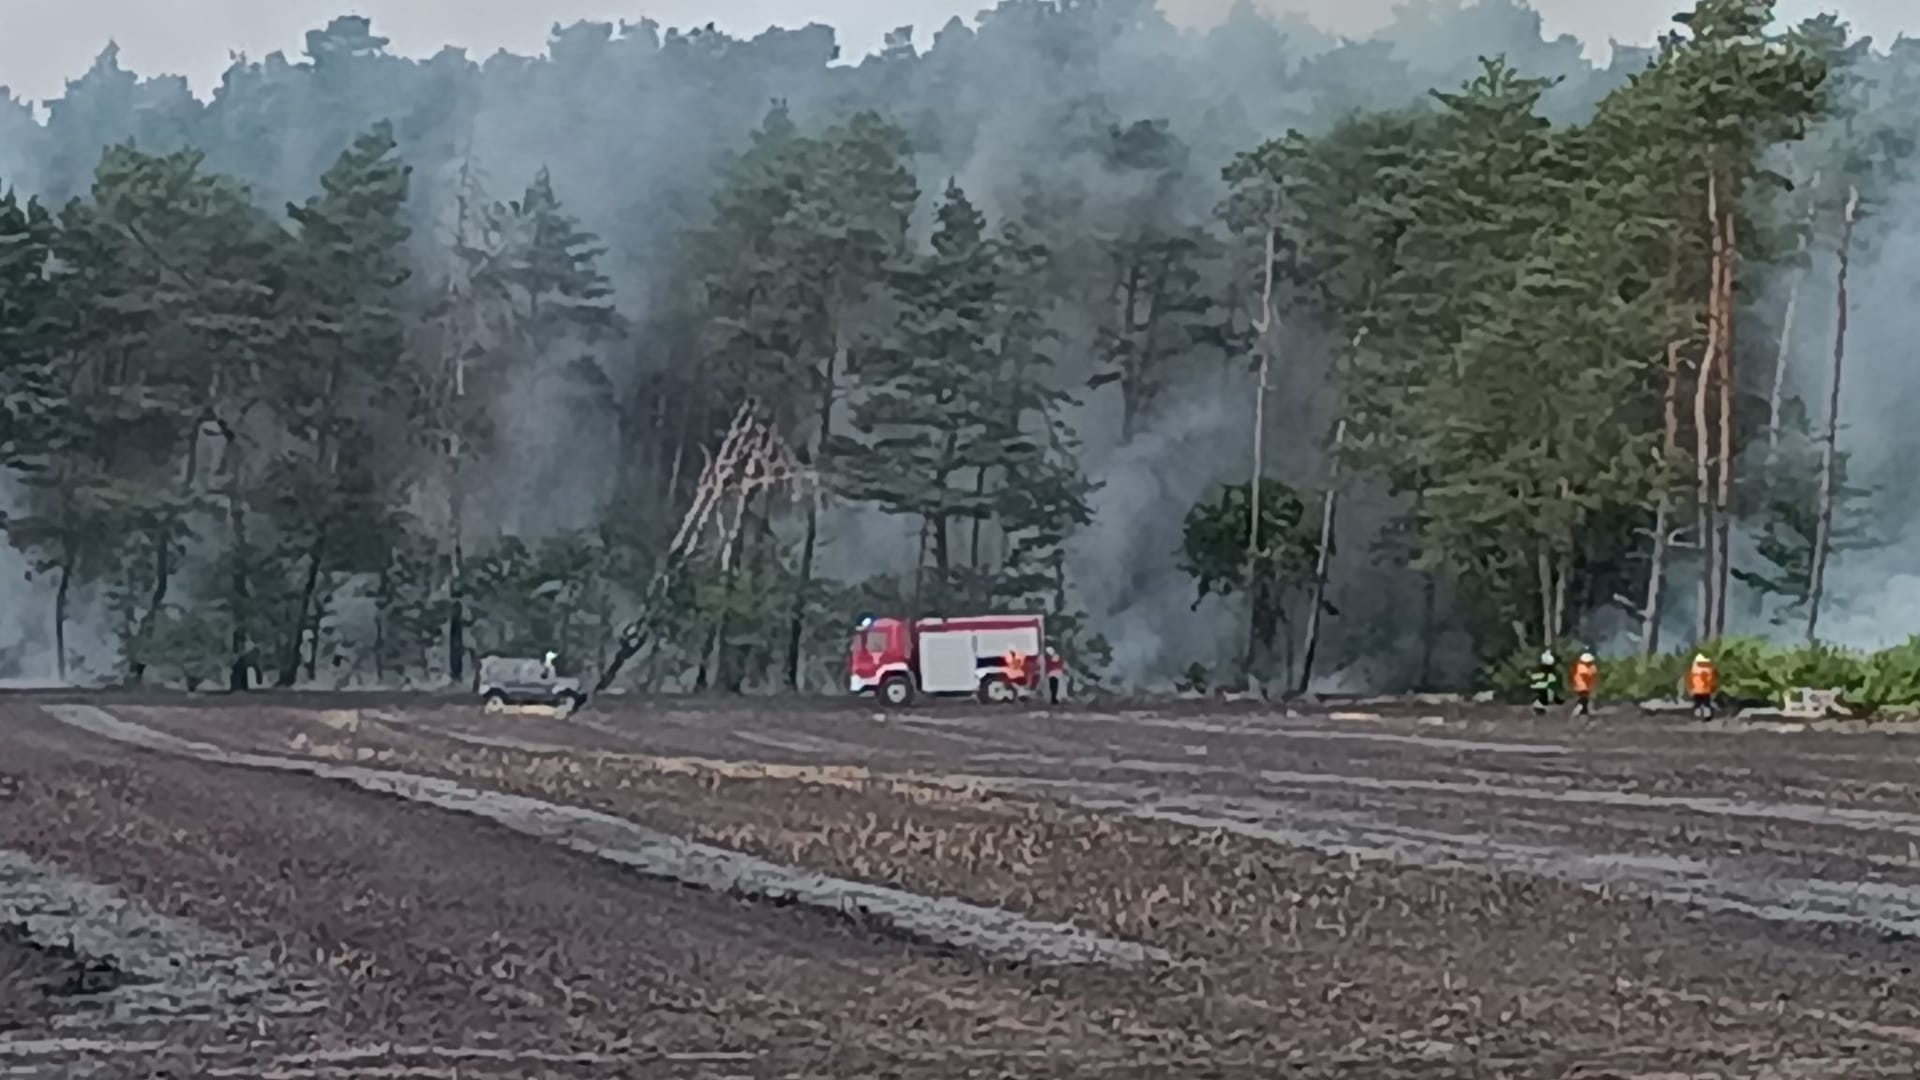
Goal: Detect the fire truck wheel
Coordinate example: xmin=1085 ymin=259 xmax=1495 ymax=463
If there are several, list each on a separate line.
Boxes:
xmin=879 ymin=674 xmax=915 ymax=707
xmin=483 ymin=690 xmax=506 ymax=713
xmin=980 ymin=675 xmax=1016 ymax=704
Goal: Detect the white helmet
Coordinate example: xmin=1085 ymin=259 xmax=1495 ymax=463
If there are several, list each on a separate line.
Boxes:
xmin=1693 ymin=653 xmax=1709 ymax=664
xmin=1579 ymin=652 xmax=1595 ymax=663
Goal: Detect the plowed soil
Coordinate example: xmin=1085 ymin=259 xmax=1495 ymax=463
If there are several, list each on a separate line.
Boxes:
xmin=5 ymin=693 xmax=1920 ymax=1077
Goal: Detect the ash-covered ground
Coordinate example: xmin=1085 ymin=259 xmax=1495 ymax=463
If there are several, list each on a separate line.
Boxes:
xmin=3 ymin=693 xmax=1918 ymax=1077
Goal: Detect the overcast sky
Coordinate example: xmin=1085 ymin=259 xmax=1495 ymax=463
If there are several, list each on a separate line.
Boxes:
xmin=3 ymin=0 xmax=1916 ymax=105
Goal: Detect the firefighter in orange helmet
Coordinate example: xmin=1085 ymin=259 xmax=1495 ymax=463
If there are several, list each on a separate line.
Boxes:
xmin=1002 ymin=650 xmax=1029 ymax=694
xmin=1686 ymin=653 xmax=1718 ymax=720
xmin=1569 ymin=651 xmax=1599 ymax=717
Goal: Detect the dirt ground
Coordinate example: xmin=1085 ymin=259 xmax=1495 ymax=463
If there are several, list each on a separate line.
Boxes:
xmin=4 ymin=694 xmax=1920 ymax=1077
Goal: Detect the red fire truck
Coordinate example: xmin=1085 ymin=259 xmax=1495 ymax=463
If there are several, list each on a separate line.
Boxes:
xmin=848 ymin=614 xmax=1066 ymax=707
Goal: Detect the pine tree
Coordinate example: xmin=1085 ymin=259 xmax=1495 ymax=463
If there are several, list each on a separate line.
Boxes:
xmin=41 ymin=147 xmax=286 ymax=684
xmin=265 ymin=122 xmax=415 ymax=684
xmin=835 ymin=185 xmax=1094 ymax=623
xmin=1083 ymin=120 xmax=1224 ymax=442
xmin=0 ymin=185 xmax=58 ymax=471
xmin=699 ymin=105 xmax=917 ymax=688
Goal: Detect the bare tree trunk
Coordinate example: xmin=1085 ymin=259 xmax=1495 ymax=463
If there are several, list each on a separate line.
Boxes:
xmin=305 ymin=602 xmax=323 ymax=681
xmin=1419 ymin=573 xmax=1437 ymax=689
xmin=929 ymin=433 xmax=961 ymax=600
xmin=932 ymin=513 xmax=953 ymax=584
xmin=1768 ymin=171 xmax=1819 ymax=467
xmin=1712 ymin=190 xmax=1737 ymax=640
xmin=1644 ymin=341 xmax=1683 ymax=656
xmin=1554 ymin=550 xmax=1570 ymax=644
xmin=707 ymin=498 xmax=752 ymax=693
xmin=1245 ymin=226 xmax=1275 ymax=684
xmin=1297 ymin=418 xmax=1346 ymax=696
xmin=970 ymin=469 xmax=988 ymax=571
xmin=1695 ymin=176 xmax=1724 ymax=645
xmin=911 ymin=516 xmax=930 ymax=614
xmin=447 ymin=428 xmax=468 ymax=686
xmin=1807 ymin=186 xmax=1858 ymax=644
xmin=784 ymin=342 xmax=839 ymax=690
xmin=1245 ymin=358 xmax=1266 ymax=681
xmin=1117 ymin=261 xmax=1144 ymax=443
xmin=373 ymin=569 xmax=388 ymax=685
xmin=279 ymin=537 xmax=326 ymax=687
xmin=53 ymin=549 xmax=71 ymax=683
xmin=1412 ymin=488 xmax=1436 ymax=688
xmin=664 ymin=435 xmax=687 ymax=511
xmin=1537 ymin=545 xmax=1555 ymax=650
xmin=131 ymin=418 xmax=207 ymax=685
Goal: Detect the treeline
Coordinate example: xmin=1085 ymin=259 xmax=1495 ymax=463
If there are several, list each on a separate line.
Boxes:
xmin=0 ymin=114 xmax=1092 ymax=691
xmin=1229 ymin=3 xmax=1920 ymax=680
xmin=0 ymin=0 xmax=1911 ymax=691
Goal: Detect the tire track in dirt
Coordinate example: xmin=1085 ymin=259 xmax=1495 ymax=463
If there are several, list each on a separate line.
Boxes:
xmin=78 ymin=699 xmax=1920 ymax=1073
xmin=3 ymin=708 xmax=1241 ymax=1077
xmin=126 ymin=698 xmax=1920 ymax=943
xmin=41 ymin=705 xmax=1165 ymax=970
xmin=931 ymin=771 xmax=1920 ymax=939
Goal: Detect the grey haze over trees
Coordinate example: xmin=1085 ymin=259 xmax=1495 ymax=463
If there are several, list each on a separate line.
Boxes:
xmin=0 ymin=0 xmax=1912 ymax=691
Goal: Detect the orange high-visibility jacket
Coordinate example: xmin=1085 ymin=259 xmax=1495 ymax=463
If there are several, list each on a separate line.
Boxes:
xmin=1570 ymin=659 xmax=1598 ymax=694
xmin=1686 ymin=661 xmax=1717 ymax=696
xmin=1004 ymin=651 xmax=1028 ymax=684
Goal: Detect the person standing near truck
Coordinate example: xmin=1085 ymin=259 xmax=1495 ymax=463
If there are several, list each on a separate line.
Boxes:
xmin=1570 ymin=652 xmax=1599 ymax=717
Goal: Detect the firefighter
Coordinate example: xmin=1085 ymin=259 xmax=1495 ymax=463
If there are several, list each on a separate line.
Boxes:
xmin=1002 ymin=650 xmax=1029 ymax=695
xmin=1529 ymin=651 xmax=1559 ymax=715
xmin=1569 ymin=651 xmax=1598 ymax=717
xmin=1686 ymin=652 xmax=1718 ymax=720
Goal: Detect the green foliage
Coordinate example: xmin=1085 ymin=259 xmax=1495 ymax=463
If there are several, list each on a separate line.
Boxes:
xmin=465 ymin=529 xmax=645 ymax=672
xmin=1222 ymin=4 xmax=1838 ymax=659
xmin=835 ymin=182 xmax=1095 ymax=619
xmin=1490 ymin=636 xmax=1920 ymax=716
xmin=1181 ymin=479 xmax=1317 ymax=665
xmin=0 ymin=185 xmax=60 ymax=469
xmin=372 ymin=529 xmax=448 ymax=683
xmin=1181 ymin=480 xmax=1317 ymax=603
xmin=0 ymin=2 xmax=1904 ymax=693
xmin=123 ymin=605 xmax=230 ymax=690
xmin=1856 ymin=639 xmax=1920 ymax=713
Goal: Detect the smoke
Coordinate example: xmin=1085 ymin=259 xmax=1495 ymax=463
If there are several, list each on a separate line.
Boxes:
xmin=0 ymin=479 xmax=116 ymax=684
xmin=0 ymin=530 xmax=48 ymax=679
xmin=1774 ymin=157 xmax=1920 ymax=652
xmin=11 ymin=0 xmax=1897 ymax=688
xmin=1069 ymin=383 xmax=1252 ymax=681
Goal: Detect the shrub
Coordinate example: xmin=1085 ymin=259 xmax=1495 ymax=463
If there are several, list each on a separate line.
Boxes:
xmin=1854 ymin=637 xmax=1920 ymax=712
xmin=1600 ymin=650 xmax=1689 ymax=702
xmin=1485 ymin=636 xmax=1920 ymax=716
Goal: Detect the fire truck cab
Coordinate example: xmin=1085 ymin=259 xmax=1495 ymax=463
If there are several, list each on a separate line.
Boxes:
xmin=848 ymin=614 xmax=1066 ymax=707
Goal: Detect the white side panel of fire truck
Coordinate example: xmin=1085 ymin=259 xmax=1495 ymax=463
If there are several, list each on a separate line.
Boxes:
xmin=972 ymin=625 xmax=1041 ymax=660
xmin=917 ymin=629 xmax=983 ymax=694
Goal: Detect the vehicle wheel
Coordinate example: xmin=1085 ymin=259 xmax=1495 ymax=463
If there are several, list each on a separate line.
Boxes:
xmin=980 ymin=675 xmax=1015 ymax=704
xmin=555 ymin=691 xmax=582 ymax=717
xmin=483 ymin=690 xmax=506 ymax=713
xmin=879 ymin=674 xmax=915 ymax=708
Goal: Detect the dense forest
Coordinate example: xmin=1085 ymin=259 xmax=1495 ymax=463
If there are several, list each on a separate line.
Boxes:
xmin=0 ymin=0 xmax=1915 ymax=694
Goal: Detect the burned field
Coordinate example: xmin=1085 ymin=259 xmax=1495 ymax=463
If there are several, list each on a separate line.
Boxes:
xmin=3 ymin=697 xmax=1920 ymax=1077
